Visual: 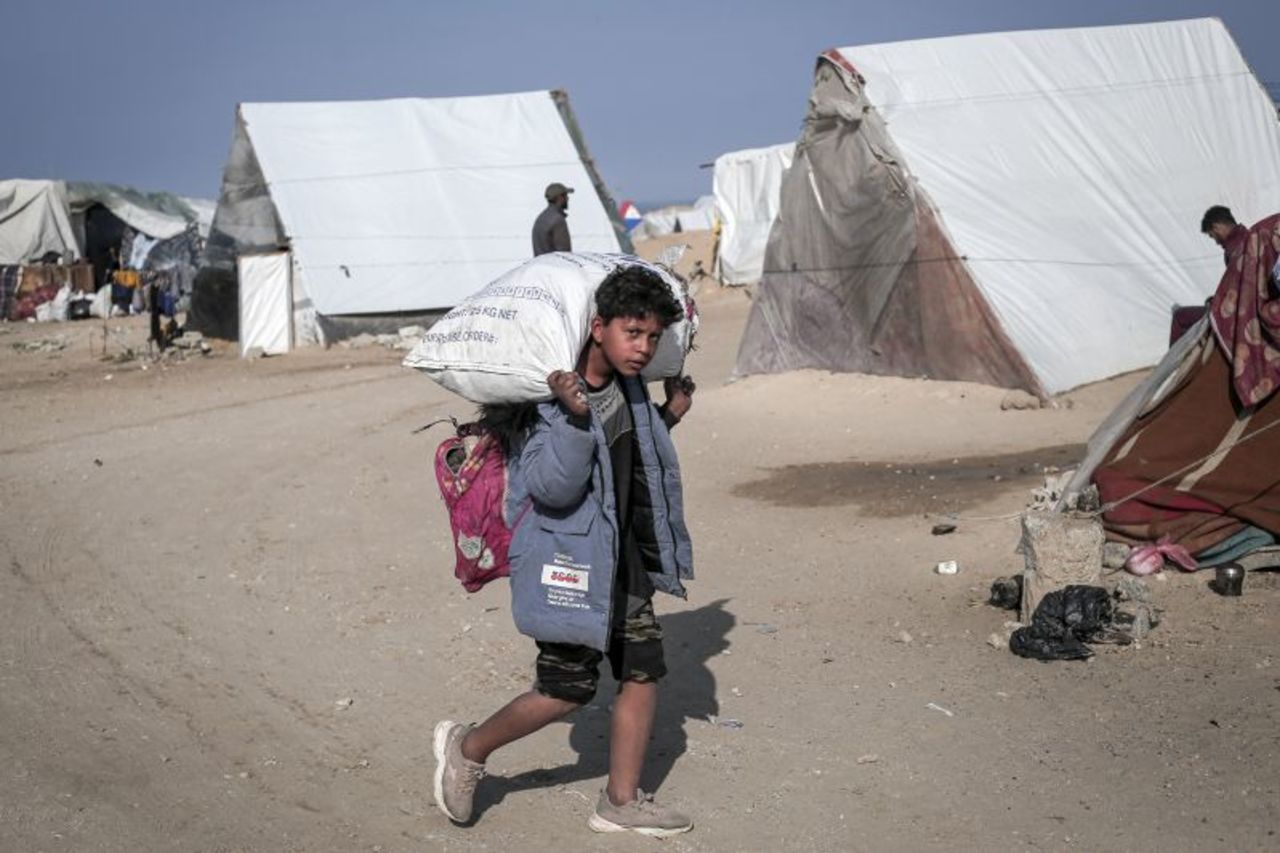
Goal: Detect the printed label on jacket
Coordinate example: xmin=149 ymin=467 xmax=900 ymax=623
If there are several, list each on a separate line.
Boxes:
xmin=541 ymin=564 xmax=589 ymax=591
xmin=541 ymin=562 xmax=590 ymax=610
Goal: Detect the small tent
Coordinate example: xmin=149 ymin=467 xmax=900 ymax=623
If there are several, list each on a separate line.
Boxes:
xmin=1061 ymin=213 xmax=1280 ymax=570
xmin=0 ymin=180 xmax=79 ymax=265
xmin=735 ymin=19 xmax=1280 ymax=396
xmin=633 ymin=196 xmax=718 ymax=241
xmin=712 ymin=142 xmax=794 ymax=285
xmin=193 ymin=90 xmax=630 ymax=349
xmin=676 ymin=195 xmax=717 ymax=233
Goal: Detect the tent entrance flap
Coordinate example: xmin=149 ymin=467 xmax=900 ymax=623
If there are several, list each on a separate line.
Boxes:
xmin=735 ymin=53 xmax=1040 ymax=394
xmin=239 ymin=252 xmax=292 ymax=356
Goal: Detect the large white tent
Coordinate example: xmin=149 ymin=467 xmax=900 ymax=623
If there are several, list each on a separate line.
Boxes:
xmin=712 ymin=142 xmax=794 ymax=285
xmin=194 ymin=90 xmax=629 ymax=347
xmin=736 ymin=18 xmax=1280 ymax=396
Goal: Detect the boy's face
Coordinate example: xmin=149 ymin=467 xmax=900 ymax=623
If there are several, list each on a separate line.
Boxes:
xmin=591 ymin=313 xmax=665 ymax=377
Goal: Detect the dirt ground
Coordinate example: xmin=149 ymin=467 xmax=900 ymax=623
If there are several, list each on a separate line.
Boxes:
xmin=2 ymin=283 xmax=1277 ymax=853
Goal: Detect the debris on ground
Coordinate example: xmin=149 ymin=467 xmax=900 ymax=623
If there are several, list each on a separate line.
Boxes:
xmin=931 ymin=523 xmax=957 ymax=535
xmin=1027 ymin=470 xmax=1075 ymax=510
xmin=104 ymin=347 xmax=138 ymax=364
xmin=1103 ymin=541 xmax=1132 ymax=569
xmin=1124 ymin=536 xmax=1197 ymax=576
xmin=11 ymin=336 xmax=68 ymax=353
xmin=348 ymin=334 xmax=377 ymax=348
xmin=988 ymin=575 xmax=1023 ymax=610
xmin=1112 ymin=576 xmax=1161 ymax=639
xmin=171 ymin=332 xmax=213 ymax=355
xmin=340 ymin=329 xmax=424 ymax=351
xmin=1058 ymin=483 xmax=1101 ymax=513
xmin=935 ymin=560 xmax=959 ymax=575
xmin=1000 ymin=390 xmax=1043 ymax=411
xmin=1210 ymin=564 xmax=1245 ymax=597
xmin=1010 ymin=584 xmax=1118 ymax=661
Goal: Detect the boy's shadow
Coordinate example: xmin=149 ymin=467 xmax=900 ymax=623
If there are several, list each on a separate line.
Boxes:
xmin=473 ymin=598 xmax=734 ymax=817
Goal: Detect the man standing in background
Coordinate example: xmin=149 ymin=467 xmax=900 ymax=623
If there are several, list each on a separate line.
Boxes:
xmin=532 ymin=182 xmax=573 ymax=256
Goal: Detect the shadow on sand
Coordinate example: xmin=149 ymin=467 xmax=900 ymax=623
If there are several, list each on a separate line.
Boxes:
xmin=471 ymin=598 xmax=735 ymax=820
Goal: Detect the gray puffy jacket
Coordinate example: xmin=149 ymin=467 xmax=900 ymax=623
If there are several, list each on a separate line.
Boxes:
xmin=504 ymin=375 xmax=693 ymax=651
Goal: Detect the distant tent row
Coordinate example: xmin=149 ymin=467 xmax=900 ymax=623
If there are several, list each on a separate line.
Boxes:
xmin=712 ymin=142 xmax=794 ymax=285
xmin=192 ymin=90 xmax=630 ymax=352
xmin=0 ymin=178 xmax=213 ymax=270
xmin=630 ymin=196 xmax=717 ymax=240
xmin=736 ymin=18 xmax=1280 ymax=396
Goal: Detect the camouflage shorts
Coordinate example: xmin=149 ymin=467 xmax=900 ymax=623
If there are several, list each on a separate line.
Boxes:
xmin=534 ymin=599 xmax=666 ymax=704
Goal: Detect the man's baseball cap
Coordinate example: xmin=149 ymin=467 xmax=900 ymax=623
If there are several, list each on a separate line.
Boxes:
xmin=545 ymin=182 xmax=575 ymax=200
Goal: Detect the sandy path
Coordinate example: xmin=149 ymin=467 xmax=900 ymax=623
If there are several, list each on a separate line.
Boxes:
xmin=1 ymin=300 xmax=1276 ymax=852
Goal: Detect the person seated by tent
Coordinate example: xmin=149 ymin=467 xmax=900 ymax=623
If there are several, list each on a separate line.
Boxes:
xmin=1090 ymin=208 xmax=1280 ymax=571
xmin=1205 ymin=208 xmax=1280 ymax=406
xmin=1200 ymin=205 xmax=1250 ymax=266
xmin=532 ymin=182 xmax=573 ymax=256
xmin=1172 ymin=205 xmax=1258 ymax=344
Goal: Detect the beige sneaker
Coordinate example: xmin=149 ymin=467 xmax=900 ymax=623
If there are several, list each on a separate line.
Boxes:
xmin=588 ymin=788 xmax=693 ymax=837
xmin=432 ymin=721 xmax=484 ymax=823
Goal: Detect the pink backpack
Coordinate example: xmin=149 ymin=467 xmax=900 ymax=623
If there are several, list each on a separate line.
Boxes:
xmin=433 ymin=422 xmax=516 ymax=592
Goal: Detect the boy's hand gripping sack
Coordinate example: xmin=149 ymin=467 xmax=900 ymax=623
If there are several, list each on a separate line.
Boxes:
xmin=403 ymin=252 xmax=697 ymax=404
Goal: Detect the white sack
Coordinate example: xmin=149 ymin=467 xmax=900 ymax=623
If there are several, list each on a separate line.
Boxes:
xmin=37 ymin=284 xmax=73 ymax=322
xmin=403 ymin=252 xmax=697 ymax=404
xmin=90 ymin=285 xmax=112 ymax=319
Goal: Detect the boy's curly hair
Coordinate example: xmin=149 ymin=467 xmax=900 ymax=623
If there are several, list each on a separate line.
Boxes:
xmin=595 ymin=265 xmax=683 ymax=327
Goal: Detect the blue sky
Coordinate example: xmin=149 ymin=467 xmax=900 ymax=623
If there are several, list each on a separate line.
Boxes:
xmin=3 ymin=1 xmax=1277 ymax=206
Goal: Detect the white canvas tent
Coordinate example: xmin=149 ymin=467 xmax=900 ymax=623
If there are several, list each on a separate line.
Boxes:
xmin=0 ymin=179 xmax=208 ymax=266
xmin=676 ymin=195 xmax=718 ymax=232
xmin=736 ymin=18 xmax=1280 ymax=396
xmin=194 ymin=90 xmax=630 ymax=346
xmin=712 ymin=142 xmax=794 ymax=285
xmin=0 ymin=180 xmax=79 ymax=265
xmin=635 ymin=207 xmax=681 ymax=239
xmin=633 ymin=196 xmax=718 ymax=241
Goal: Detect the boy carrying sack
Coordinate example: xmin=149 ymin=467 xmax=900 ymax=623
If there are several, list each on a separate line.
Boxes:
xmin=433 ymin=264 xmax=697 ymax=837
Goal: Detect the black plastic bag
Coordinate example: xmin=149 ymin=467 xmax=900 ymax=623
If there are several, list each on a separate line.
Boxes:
xmin=988 ymin=575 xmax=1023 ymax=610
xmin=1010 ymin=585 xmax=1112 ymax=661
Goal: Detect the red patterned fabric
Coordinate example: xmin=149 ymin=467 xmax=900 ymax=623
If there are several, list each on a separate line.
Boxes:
xmin=1209 ymin=213 xmax=1280 ymax=406
xmin=434 ymin=429 xmax=515 ymax=592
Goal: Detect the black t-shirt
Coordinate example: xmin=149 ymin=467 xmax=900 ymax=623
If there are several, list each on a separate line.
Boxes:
xmin=585 ymin=376 xmax=654 ymax=618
